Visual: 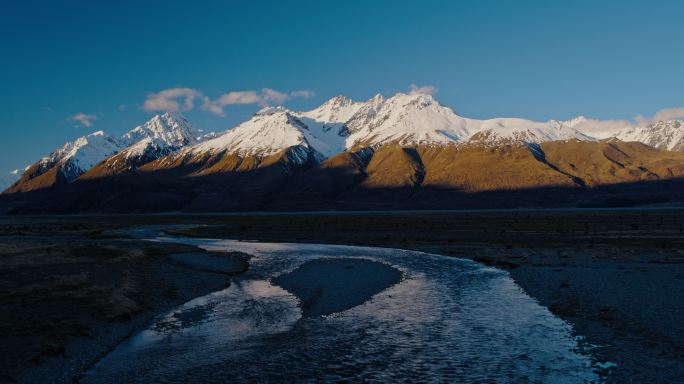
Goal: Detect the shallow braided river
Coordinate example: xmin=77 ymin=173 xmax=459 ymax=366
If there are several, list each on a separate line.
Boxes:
xmin=81 ymin=237 xmax=600 ymax=383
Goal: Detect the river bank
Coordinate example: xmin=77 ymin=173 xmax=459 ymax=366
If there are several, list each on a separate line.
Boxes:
xmin=0 ymin=230 xmax=248 ymax=383
xmin=166 ymin=210 xmax=684 ymax=383
xmin=82 ymin=239 xmax=597 ymax=383
xmin=2 ymin=210 xmax=683 ymax=382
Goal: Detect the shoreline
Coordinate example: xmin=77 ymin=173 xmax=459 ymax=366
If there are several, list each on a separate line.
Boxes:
xmin=0 ymin=235 xmax=249 ymax=383
xmin=2 ymin=211 xmax=683 ymax=383
xmin=166 ymin=211 xmax=684 ymax=383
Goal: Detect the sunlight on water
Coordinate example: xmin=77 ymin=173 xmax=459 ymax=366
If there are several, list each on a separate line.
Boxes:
xmin=82 ymin=238 xmax=599 ymax=383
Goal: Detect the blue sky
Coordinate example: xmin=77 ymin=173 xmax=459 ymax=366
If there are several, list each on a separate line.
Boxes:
xmin=1 ymin=0 xmax=683 ymax=172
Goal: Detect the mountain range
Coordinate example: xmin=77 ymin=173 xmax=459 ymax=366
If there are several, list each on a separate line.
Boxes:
xmin=3 ymin=92 xmax=684 ymax=213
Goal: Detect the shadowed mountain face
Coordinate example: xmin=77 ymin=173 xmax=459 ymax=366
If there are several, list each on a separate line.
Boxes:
xmin=4 ymin=140 xmax=684 ymax=214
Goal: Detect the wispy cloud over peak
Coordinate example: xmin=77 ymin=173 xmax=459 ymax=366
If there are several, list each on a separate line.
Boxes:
xmin=409 ymin=84 xmax=438 ymax=96
xmin=143 ymin=87 xmax=203 ymax=113
xmin=70 ymin=113 xmax=98 ymax=128
xmin=290 ymin=90 xmax=315 ymax=99
xmin=143 ymin=87 xmax=315 ymax=116
xmin=636 ymin=107 xmax=684 ymax=126
xmin=200 ymin=88 xmax=316 ymax=116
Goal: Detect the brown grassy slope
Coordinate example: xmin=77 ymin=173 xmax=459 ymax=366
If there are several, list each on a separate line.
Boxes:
xmin=79 ymin=152 xmax=135 ymax=179
xmin=139 ymin=146 xmax=315 ymax=177
xmin=4 ymin=162 xmax=67 ymax=194
xmin=139 ymin=150 xmax=225 ymax=175
xmin=541 ymin=140 xmax=684 ymax=186
xmin=361 ymin=146 xmax=424 ymax=188
xmin=417 ymin=144 xmax=577 ymax=191
xmin=357 ymin=141 xmax=684 ymax=192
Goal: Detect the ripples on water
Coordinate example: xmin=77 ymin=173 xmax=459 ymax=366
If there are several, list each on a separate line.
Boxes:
xmin=82 ymin=239 xmax=599 ymax=383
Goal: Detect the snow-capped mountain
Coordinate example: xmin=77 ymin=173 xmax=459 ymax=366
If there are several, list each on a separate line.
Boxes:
xmin=295 ymin=95 xmax=364 ymax=153
xmin=34 ymin=131 xmax=123 ymax=181
xmin=297 ymin=95 xmax=364 ymax=130
xmin=80 ymin=112 xmax=202 ymax=178
xmin=6 ymin=91 xmax=684 ymax=197
xmin=142 ymin=93 xmax=682 ymax=174
xmin=8 ymin=112 xmax=206 ymax=191
xmin=467 ymin=118 xmax=592 ymax=145
xmin=343 ymin=93 xmax=471 ymax=148
xmin=6 ymin=92 xmax=684 ymax=213
xmin=561 ymin=116 xmax=684 ymax=151
xmin=339 ymin=92 xmax=589 ymax=148
xmin=560 ymin=116 xmax=635 ymax=139
xmin=5 ymin=130 xmax=123 ymax=193
xmin=613 ymin=120 xmax=684 ymax=152
xmin=186 ymin=107 xmax=332 ymax=160
xmin=122 ymin=111 xmax=196 ymax=148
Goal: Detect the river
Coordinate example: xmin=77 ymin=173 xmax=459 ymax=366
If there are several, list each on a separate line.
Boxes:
xmin=81 ymin=235 xmax=599 ymax=383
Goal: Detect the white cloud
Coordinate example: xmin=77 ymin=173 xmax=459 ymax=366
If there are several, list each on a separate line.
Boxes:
xmin=217 ymin=91 xmax=261 ymax=105
xmin=70 ymin=113 xmax=98 ymax=128
xmin=569 ymin=118 xmax=636 ymax=135
xmin=10 ymin=169 xmax=19 ymax=175
xmin=636 ymin=107 xmax=684 ymax=125
xmin=261 ymin=88 xmax=290 ymax=106
xmin=409 ymin=84 xmax=438 ymax=96
xmin=290 ymin=90 xmax=315 ymax=99
xmin=201 ymin=88 xmax=316 ymax=116
xmin=565 ymin=106 xmax=684 ymax=136
xmin=201 ymin=90 xmax=261 ymax=116
xmin=143 ymin=87 xmax=204 ymax=112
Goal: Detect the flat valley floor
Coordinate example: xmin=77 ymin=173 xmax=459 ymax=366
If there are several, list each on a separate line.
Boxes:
xmin=1 ymin=209 xmax=683 ymax=383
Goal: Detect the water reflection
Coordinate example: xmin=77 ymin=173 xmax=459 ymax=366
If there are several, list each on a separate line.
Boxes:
xmin=82 ymin=238 xmax=599 ymax=383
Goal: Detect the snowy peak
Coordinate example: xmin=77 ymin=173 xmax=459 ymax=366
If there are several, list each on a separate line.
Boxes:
xmin=11 ymin=112 xmax=209 ymax=188
xmin=122 ymin=112 xmax=196 ymax=148
xmin=468 ymin=118 xmax=592 ymax=145
xmin=562 ymin=116 xmax=589 ymax=128
xmin=299 ymin=95 xmax=363 ymax=125
xmin=96 ymin=112 xmax=204 ymax=171
xmin=191 ymin=107 xmax=329 ymax=159
xmin=649 ymin=119 xmax=684 ymax=129
xmin=293 ymin=96 xmax=366 ymax=155
xmin=37 ymin=130 xmax=123 ymax=181
xmin=367 ymin=93 xmax=385 ymax=105
xmin=338 ymin=93 xmax=594 ymax=148
xmin=343 ymin=92 xmax=469 ymax=148
xmin=614 ymin=119 xmax=684 ymax=151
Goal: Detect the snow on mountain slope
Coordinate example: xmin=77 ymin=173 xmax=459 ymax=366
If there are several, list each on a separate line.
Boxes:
xmin=468 ymin=118 xmax=592 ymax=145
xmin=343 ymin=93 xmax=471 ymax=148
xmin=295 ymin=95 xmax=364 ymax=153
xmin=35 ymin=131 xmax=124 ymax=181
xmin=11 ymin=112 xmax=208 ymax=188
xmin=613 ymin=120 xmax=684 ymax=151
xmin=188 ymin=107 xmax=332 ymax=160
xmin=115 ymin=112 xmax=199 ymax=162
xmin=561 ymin=116 xmax=684 ymax=151
xmin=298 ymin=95 xmax=364 ymax=128
xmin=122 ymin=112 xmax=197 ymax=148
xmin=78 ymin=112 xmax=215 ymax=179
xmin=340 ymin=92 xmax=589 ymax=148
xmin=561 ymin=116 xmax=635 ymax=139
